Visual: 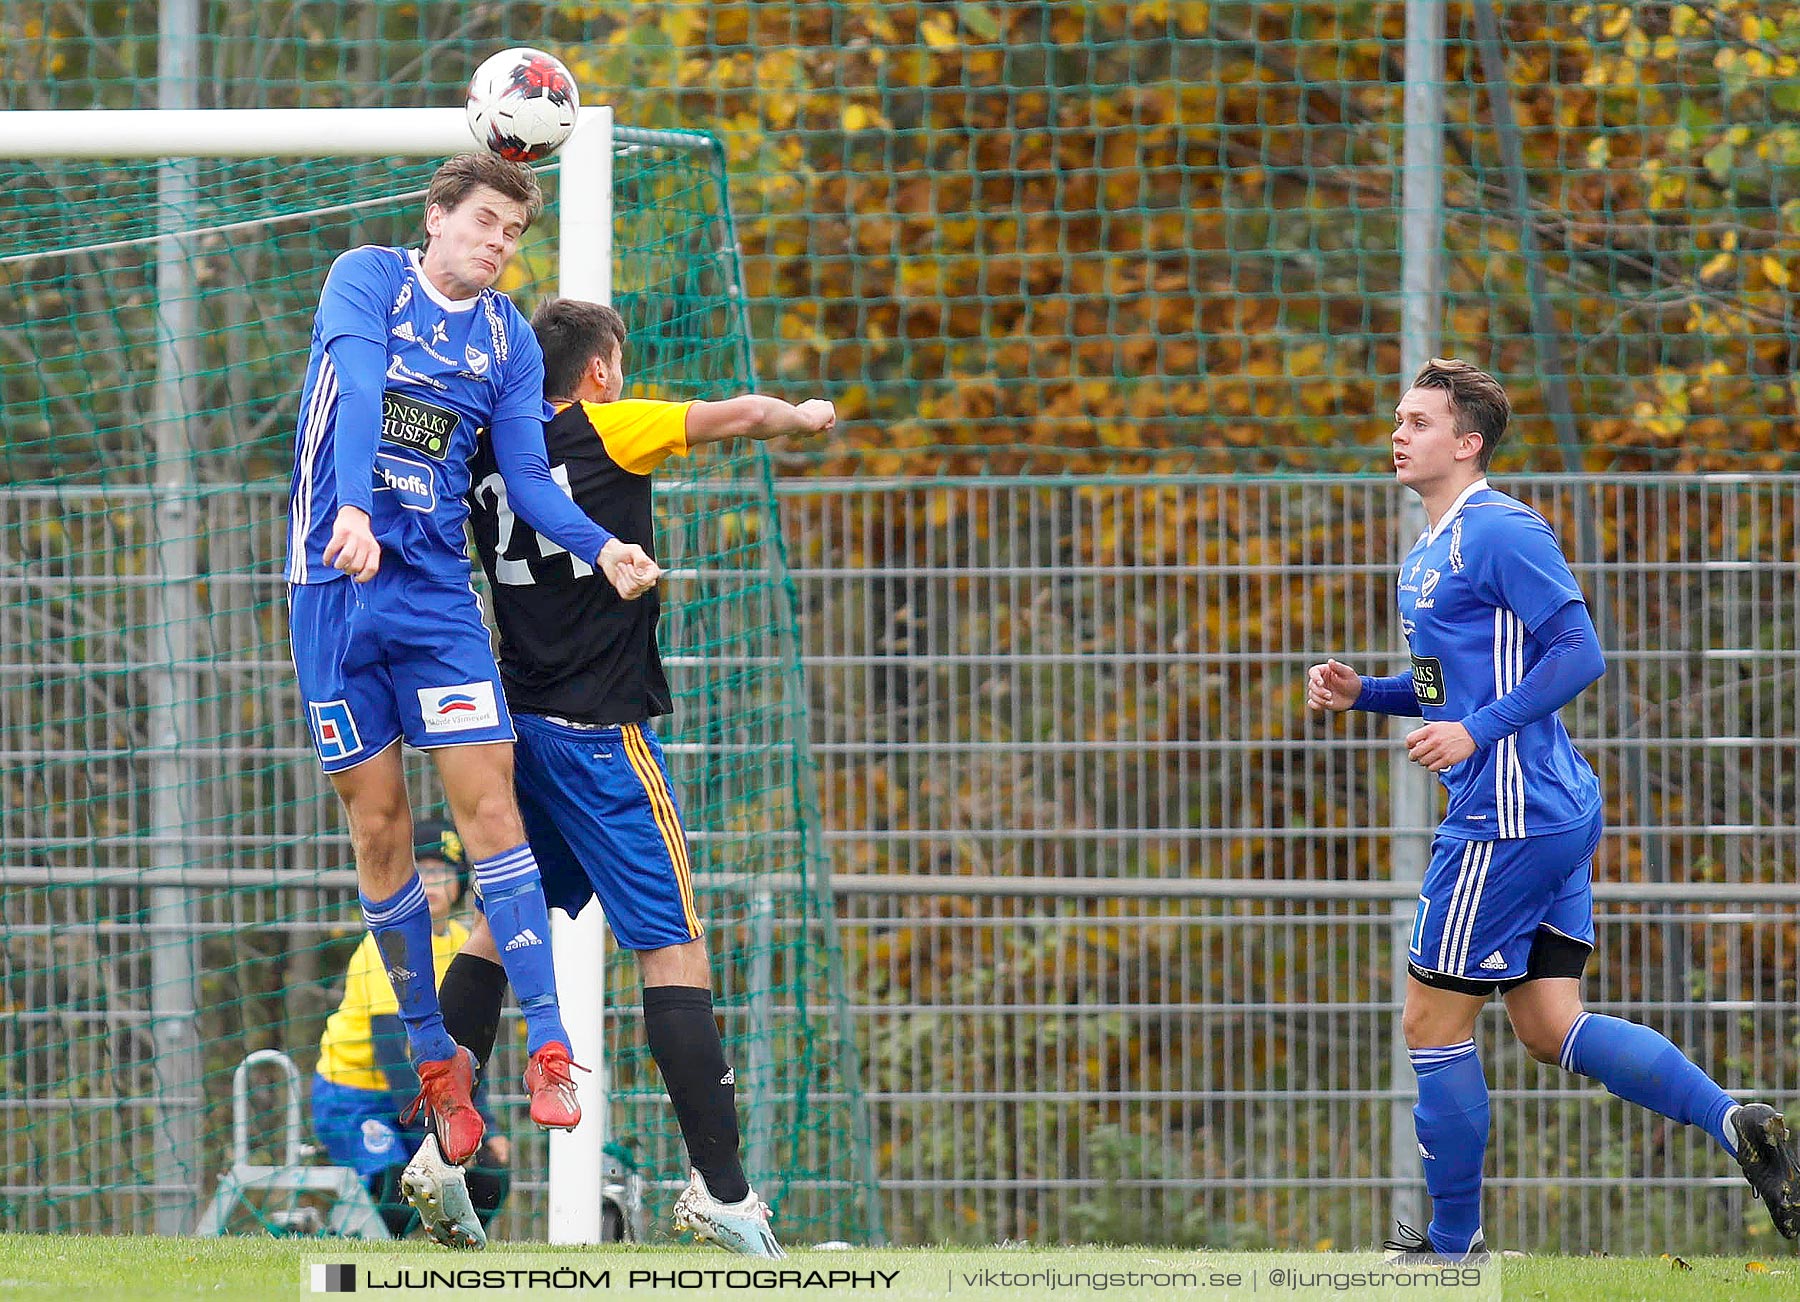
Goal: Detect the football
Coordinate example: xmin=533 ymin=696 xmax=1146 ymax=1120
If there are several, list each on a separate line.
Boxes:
xmin=465 ymin=47 xmax=580 ymax=163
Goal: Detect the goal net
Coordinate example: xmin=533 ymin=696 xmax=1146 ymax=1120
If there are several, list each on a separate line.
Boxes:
xmin=0 ymin=119 xmax=877 ymax=1244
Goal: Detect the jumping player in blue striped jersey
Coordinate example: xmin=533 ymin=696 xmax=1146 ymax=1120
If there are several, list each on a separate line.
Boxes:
xmin=1307 ymin=358 xmax=1800 ymax=1258
xmin=286 ymin=153 xmax=661 ymax=1169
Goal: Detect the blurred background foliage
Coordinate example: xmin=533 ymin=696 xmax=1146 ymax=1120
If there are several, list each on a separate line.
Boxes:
xmin=3 ymin=0 xmax=1796 ymax=473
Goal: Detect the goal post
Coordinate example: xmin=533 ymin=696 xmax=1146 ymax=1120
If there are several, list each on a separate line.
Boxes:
xmin=0 ymin=108 xmax=879 ymax=1246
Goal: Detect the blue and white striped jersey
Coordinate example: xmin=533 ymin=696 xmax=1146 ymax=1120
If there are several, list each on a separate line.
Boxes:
xmin=1397 ymin=479 xmax=1602 ymax=840
xmin=285 ymin=245 xmax=549 ymax=585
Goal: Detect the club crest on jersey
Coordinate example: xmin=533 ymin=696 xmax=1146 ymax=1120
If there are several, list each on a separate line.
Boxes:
xmin=464 ymin=345 xmax=490 ymax=376
xmin=1416 ymin=568 xmax=1441 ymax=608
xmin=381 ymin=392 xmax=460 ymax=460
xmin=361 ymin=1118 xmax=397 ymax=1155
xmin=418 ymin=681 xmax=501 ymax=733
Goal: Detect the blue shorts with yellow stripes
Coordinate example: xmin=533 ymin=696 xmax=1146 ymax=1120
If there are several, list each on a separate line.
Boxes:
xmin=1408 ymin=807 xmax=1601 ymax=988
xmin=511 ymin=714 xmax=701 ymax=952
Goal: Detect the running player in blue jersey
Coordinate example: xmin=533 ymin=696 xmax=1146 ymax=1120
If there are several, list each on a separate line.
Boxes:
xmin=286 ymin=154 xmax=661 ymax=1169
xmin=398 ymin=298 xmax=830 ymax=1255
xmin=1307 ymin=358 xmax=1800 ymax=1258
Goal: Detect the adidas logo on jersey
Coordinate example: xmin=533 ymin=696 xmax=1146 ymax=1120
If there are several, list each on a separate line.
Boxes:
xmin=720 ymin=1067 xmax=735 ymax=1086
xmin=391 ymin=320 xmax=417 ymax=342
xmin=505 ymin=928 xmax=543 ymax=951
xmin=1478 ymin=951 xmax=1508 ymax=972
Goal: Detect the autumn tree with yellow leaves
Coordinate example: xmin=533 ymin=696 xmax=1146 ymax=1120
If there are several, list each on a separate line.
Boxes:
xmin=3 ymin=1 xmax=1793 ymax=470
xmin=550 ymin=0 xmax=1799 ymax=473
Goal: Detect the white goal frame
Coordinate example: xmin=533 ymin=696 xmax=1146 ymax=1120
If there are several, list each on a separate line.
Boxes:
xmin=0 ymin=106 xmax=615 ymax=1245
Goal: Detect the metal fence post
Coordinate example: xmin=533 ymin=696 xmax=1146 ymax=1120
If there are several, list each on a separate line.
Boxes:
xmin=746 ymin=887 xmax=775 ymax=1184
xmin=148 ymin=0 xmax=204 ymax=1235
xmin=1392 ymin=0 xmax=1446 ymax=1239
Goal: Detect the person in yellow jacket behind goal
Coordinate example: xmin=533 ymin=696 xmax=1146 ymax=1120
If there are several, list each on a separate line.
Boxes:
xmin=310 ymin=819 xmax=511 ymax=1242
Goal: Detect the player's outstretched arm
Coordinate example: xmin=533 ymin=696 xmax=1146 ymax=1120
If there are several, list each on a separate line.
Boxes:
xmin=685 ymin=396 xmax=836 ymax=447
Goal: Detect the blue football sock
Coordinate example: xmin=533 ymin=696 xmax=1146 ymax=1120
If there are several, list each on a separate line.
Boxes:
xmin=1410 ymin=1040 xmax=1488 ymax=1255
xmin=360 ymin=875 xmax=456 ymax=1065
xmin=1559 ymin=1011 xmax=1739 ymax=1154
xmin=474 ymin=844 xmax=568 ymax=1055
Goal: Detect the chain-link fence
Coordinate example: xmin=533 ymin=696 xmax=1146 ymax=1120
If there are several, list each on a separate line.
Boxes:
xmin=5 ymin=475 xmax=1797 ymax=1254
xmin=784 ymin=474 xmax=1800 ymax=1253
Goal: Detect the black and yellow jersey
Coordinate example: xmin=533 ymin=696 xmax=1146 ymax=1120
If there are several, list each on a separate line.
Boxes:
xmin=467 ymin=398 xmax=690 ymax=725
xmin=316 ymin=919 xmax=470 ymax=1091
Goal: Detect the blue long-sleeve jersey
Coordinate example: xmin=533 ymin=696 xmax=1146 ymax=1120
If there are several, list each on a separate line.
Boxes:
xmin=286 ymin=245 xmax=611 ymax=585
xmin=1359 ymin=480 xmax=1604 ymax=840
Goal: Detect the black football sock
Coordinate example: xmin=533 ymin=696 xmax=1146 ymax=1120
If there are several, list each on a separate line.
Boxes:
xmin=466 ymin=1142 xmax=512 ymax=1224
xmin=642 ymin=984 xmax=749 ymax=1204
xmin=439 ymin=952 xmax=509 ymax=1069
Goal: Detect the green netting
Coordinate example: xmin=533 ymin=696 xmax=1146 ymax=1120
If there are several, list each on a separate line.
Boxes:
xmin=0 ymin=132 xmax=876 ymax=1243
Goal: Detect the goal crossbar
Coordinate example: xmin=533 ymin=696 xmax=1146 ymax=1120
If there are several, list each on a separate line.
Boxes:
xmin=0 ymin=108 xmax=717 ymax=160
xmin=0 ymin=107 xmax=478 ymax=158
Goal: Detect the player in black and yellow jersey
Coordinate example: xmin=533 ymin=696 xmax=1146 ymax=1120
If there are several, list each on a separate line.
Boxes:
xmin=397 ymin=298 xmax=833 ymax=1254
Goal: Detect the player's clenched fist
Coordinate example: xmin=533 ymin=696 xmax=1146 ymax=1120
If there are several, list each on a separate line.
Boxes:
xmin=598 ymin=539 xmax=662 ymax=601
xmin=323 ymin=506 xmax=381 ymax=582
xmin=793 ymin=399 xmax=836 ymax=435
xmin=1305 ymin=658 xmax=1362 ymax=713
